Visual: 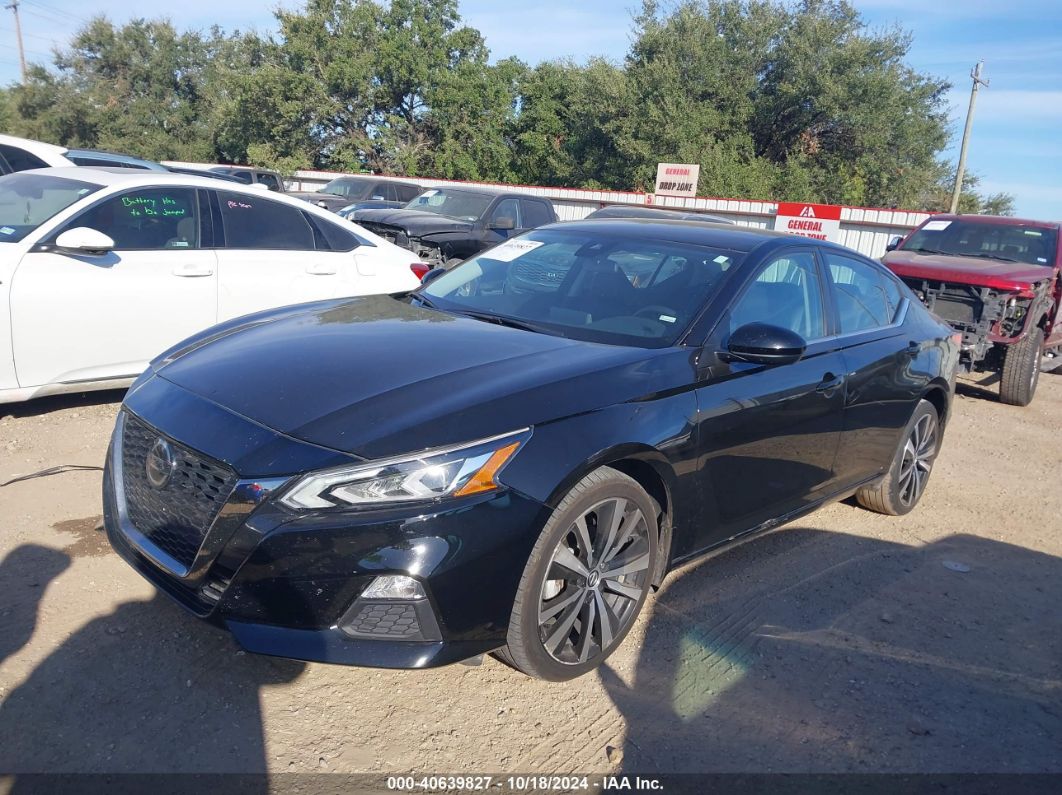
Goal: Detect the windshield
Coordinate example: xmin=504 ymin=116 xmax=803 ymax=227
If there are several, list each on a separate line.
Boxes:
xmin=419 ymin=228 xmax=743 ymax=348
xmin=0 ymin=173 xmax=102 ymax=243
xmin=901 ymin=219 xmax=1058 ymax=266
xmin=403 ymin=189 xmax=493 ymax=221
xmin=320 ymin=178 xmax=375 ymax=199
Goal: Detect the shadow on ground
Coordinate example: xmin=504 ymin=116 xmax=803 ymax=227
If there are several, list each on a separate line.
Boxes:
xmin=0 ymin=389 xmax=127 ymax=420
xmin=600 ymin=528 xmax=1062 ymax=773
xmin=0 ymin=544 xmax=305 ymax=781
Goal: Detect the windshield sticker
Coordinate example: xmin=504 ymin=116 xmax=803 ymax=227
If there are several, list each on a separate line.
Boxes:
xmin=0 ymin=226 xmax=14 ymax=235
xmin=1038 ymin=258 xmax=1047 ymax=263
xmin=658 ymin=314 xmax=677 ymax=323
xmin=922 ymin=220 xmax=951 ymax=231
xmin=1023 ymin=230 xmax=1043 ymax=236
xmin=485 ymin=239 xmax=545 ymax=262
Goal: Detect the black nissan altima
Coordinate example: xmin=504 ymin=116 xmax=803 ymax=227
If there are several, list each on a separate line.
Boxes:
xmin=104 ymin=219 xmax=959 ymax=681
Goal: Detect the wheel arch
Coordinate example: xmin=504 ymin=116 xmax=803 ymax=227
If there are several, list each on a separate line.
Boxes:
xmin=921 ymin=379 xmax=951 ymax=428
xmin=542 ymin=443 xmax=676 ymax=588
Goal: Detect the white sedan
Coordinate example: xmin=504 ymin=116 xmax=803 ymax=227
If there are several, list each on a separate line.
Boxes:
xmin=0 ymin=168 xmax=425 ymax=403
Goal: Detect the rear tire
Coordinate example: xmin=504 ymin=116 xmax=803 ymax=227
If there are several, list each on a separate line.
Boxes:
xmin=499 ymin=467 xmax=658 ymax=681
xmin=1000 ymin=326 xmax=1044 ymax=407
xmin=856 ymin=399 xmax=939 ymax=516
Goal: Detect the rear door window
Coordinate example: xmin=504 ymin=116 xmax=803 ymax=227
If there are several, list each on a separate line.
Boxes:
xmin=825 ymin=253 xmax=903 ymax=334
xmin=0 ymin=144 xmax=49 ymax=173
xmin=520 ymin=200 xmax=553 ymax=228
xmin=217 ymin=191 xmax=314 ymax=250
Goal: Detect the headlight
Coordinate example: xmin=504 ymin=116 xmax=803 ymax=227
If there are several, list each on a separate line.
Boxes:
xmin=280 ymin=429 xmax=531 ymax=510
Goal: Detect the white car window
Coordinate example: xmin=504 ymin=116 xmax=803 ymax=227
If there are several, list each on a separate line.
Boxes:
xmin=64 ymin=187 xmax=200 ymax=250
xmin=217 ymin=191 xmax=314 ymax=250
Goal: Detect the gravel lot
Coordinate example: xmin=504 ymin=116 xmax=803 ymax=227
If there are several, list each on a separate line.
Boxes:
xmin=1 ymin=375 xmax=1060 ymax=777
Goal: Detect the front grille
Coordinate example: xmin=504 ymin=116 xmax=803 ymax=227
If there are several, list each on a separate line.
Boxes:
xmin=510 ymin=260 xmax=570 ymax=292
xmin=903 ymin=279 xmax=982 ymax=326
xmin=121 ymin=413 xmax=238 ymax=570
xmin=361 ymin=222 xmax=406 ymax=247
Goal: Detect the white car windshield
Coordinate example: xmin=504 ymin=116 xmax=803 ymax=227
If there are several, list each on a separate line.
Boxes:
xmin=0 ymin=173 xmax=103 ymax=243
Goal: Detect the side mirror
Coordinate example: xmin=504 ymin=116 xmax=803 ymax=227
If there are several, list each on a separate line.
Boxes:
xmin=55 ymin=227 xmax=116 ymax=255
xmin=885 ymin=235 xmax=902 ymax=253
xmin=490 ymin=216 xmax=515 ymax=231
xmin=421 ymin=267 xmax=447 ymax=285
xmin=726 ymin=322 xmax=806 ymax=366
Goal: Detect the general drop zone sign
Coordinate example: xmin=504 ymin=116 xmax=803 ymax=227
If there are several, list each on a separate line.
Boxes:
xmin=774 ymin=202 xmax=842 ymax=242
xmin=654 ymin=163 xmax=700 ymax=198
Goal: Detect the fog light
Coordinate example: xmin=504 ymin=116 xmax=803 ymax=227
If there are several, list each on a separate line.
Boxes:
xmin=362 ymin=575 xmax=425 ymax=600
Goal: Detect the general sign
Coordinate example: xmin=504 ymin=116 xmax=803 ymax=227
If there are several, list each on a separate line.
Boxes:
xmin=654 ymin=163 xmax=700 ymax=198
xmin=774 ymin=202 xmax=842 ymax=242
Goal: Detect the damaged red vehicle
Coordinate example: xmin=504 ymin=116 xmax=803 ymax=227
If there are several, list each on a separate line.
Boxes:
xmin=883 ymin=215 xmax=1061 ymax=406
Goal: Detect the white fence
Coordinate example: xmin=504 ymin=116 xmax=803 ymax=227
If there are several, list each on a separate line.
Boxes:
xmin=285 ymin=169 xmax=928 ymax=259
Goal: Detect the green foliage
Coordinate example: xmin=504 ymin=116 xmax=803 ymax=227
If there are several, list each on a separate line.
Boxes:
xmin=0 ymin=0 xmax=1013 ymax=213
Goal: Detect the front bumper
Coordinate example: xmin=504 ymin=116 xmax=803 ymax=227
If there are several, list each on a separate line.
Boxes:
xmin=103 ymin=387 xmax=550 ymax=669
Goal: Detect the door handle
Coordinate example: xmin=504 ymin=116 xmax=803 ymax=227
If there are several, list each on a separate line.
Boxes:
xmin=305 ymin=265 xmax=337 ymax=275
xmin=172 ymin=265 xmax=214 ymax=277
xmin=815 ymin=372 xmax=844 ymax=394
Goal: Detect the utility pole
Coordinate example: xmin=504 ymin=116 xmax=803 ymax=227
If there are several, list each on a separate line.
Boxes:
xmin=950 ymin=60 xmax=989 ymax=214
xmin=5 ymin=0 xmax=26 ymax=82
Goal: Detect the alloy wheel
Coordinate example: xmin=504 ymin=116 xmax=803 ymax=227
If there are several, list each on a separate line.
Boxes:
xmin=537 ymin=497 xmax=652 ymax=665
xmin=898 ymin=412 xmax=937 ymax=507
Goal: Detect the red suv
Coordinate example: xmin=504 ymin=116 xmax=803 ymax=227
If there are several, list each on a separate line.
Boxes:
xmin=883 ymin=215 xmax=1060 ymax=406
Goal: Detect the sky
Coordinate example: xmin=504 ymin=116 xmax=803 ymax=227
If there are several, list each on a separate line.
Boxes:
xmin=2 ymin=0 xmax=1060 ymax=219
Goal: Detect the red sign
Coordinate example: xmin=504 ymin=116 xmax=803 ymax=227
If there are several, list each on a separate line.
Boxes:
xmin=774 ymin=202 xmax=843 ymax=242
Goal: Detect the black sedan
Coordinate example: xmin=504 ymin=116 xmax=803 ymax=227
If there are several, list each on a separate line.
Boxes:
xmin=103 ymin=220 xmax=959 ymax=681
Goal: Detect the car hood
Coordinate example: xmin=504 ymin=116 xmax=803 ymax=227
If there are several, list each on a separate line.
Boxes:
xmin=883 ymin=250 xmax=1052 ymax=291
xmin=288 ymin=191 xmax=347 ymax=206
xmin=350 ymin=208 xmax=473 ymax=236
xmin=153 ymin=295 xmax=692 ymax=460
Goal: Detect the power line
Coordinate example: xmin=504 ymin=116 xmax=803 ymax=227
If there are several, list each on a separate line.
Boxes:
xmin=23 ymin=0 xmax=88 ymax=25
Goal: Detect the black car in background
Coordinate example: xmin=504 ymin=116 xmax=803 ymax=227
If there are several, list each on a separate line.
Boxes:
xmin=351 ymin=186 xmax=558 ymax=268
xmin=104 ymin=220 xmax=958 ymax=681
xmin=290 ymin=175 xmax=425 ymax=213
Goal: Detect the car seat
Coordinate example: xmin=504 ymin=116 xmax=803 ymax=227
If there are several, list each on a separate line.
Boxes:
xmin=165 ymin=217 xmax=197 ymax=248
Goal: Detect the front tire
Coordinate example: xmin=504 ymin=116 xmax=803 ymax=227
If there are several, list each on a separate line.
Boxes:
xmin=499 ymin=467 xmax=658 ymax=681
xmin=856 ymin=399 xmax=940 ymax=516
xmin=1000 ymin=326 xmax=1044 ymax=407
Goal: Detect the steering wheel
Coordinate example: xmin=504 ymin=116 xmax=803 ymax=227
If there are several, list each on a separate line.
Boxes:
xmin=634 ymin=305 xmax=680 ymax=320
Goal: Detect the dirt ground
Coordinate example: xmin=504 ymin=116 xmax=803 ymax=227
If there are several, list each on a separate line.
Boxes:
xmin=0 ymin=374 xmax=1060 ymax=778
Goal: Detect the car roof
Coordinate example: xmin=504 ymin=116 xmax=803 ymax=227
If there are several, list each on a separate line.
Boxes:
xmin=66 ymin=148 xmax=168 ymax=171
xmin=556 ymin=218 xmax=804 ymax=253
xmin=554 ymin=218 xmax=887 ymax=262
xmin=587 ymin=205 xmax=735 ymax=224
xmin=0 ymin=133 xmax=70 ymax=163
xmin=922 ymin=214 xmax=1060 ymax=230
xmin=15 ymin=166 xmax=306 ymax=201
xmin=328 ymin=175 xmax=421 ymax=187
